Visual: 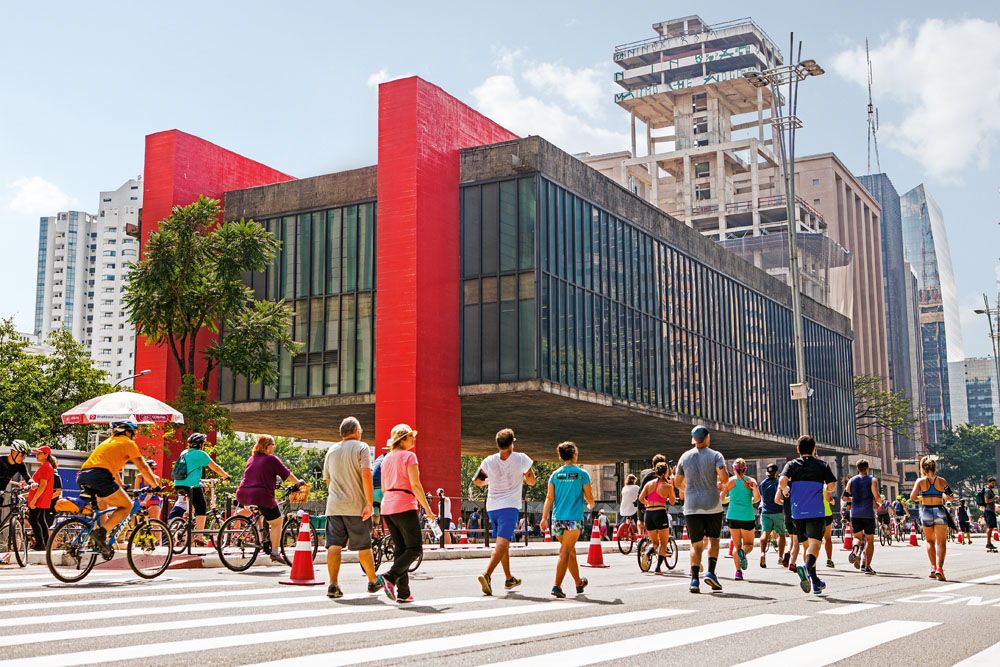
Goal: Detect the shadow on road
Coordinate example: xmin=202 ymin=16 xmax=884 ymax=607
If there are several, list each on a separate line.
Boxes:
xmin=708 ymin=592 xmax=775 ymax=601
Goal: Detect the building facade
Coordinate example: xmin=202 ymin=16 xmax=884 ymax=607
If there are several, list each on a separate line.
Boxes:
xmin=957 ymin=357 xmax=999 ymax=427
xmin=34 ymin=211 xmax=96 ymax=345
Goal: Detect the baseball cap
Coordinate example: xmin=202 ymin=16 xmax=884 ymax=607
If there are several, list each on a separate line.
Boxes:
xmin=31 ymin=445 xmax=52 ymax=455
xmin=691 ymin=425 xmax=709 ymax=440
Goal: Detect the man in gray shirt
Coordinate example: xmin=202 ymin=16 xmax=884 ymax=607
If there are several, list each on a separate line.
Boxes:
xmin=323 ymin=416 xmax=380 ymax=599
xmin=674 ymin=425 xmax=728 ymax=593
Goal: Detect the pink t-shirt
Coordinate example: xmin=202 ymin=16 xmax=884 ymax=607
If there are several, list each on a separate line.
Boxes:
xmin=380 ymin=449 xmax=419 ymax=515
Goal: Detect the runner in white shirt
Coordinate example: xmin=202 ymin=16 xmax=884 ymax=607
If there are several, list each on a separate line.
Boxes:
xmin=472 ymin=428 xmax=535 ymax=595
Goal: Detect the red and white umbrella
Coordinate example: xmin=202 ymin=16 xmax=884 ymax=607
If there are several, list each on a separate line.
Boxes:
xmin=61 ymin=391 xmax=184 ymax=425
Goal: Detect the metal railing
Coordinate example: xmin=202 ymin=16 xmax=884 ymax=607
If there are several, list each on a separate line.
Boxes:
xmin=614 ymin=17 xmax=779 ymax=60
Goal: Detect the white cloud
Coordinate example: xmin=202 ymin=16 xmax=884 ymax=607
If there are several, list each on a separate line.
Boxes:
xmin=366 ymin=68 xmax=413 ymax=89
xmin=522 ymin=62 xmax=606 ymax=118
xmin=833 ymin=18 xmax=1000 ymax=178
xmin=7 ymin=177 xmax=73 ymax=215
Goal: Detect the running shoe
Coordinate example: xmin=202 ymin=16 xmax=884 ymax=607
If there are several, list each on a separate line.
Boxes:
xmin=812 ymin=580 xmax=826 ymax=595
xmin=689 ymin=577 xmax=700 ymax=594
xmin=326 ymin=583 xmax=343 ymax=599
xmin=929 ymin=569 xmax=939 ymax=579
xmin=397 ymin=595 xmax=414 ymax=603
xmin=735 ymin=570 xmax=744 ymax=581
xmin=937 ymin=569 xmax=946 ymax=581
xmin=795 ymin=566 xmax=811 ymax=593
xmin=268 ymin=554 xmax=286 ymax=565
xmin=551 ymin=586 xmax=566 ymax=599
xmin=853 ymin=552 xmax=861 ymax=569
xmin=737 ymin=549 xmax=748 ymax=570
xmin=788 ymin=563 xmax=798 ymax=572
xmin=367 ymin=580 xmax=383 ymax=594
xmin=505 ymin=576 xmax=522 ymax=590
xmin=848 ymin=550 xmax=856 ymax=566
xmin=576 ymin=578 xmax=588 ymax=595
xmin=477 ymin=574 xmax=493 ymax=596
xmin=826 ymin=558 xmax=835 ymax=568
xmin=863 ymin=567 xmax=876 ymax=576
xmin=379 ymin=575 xmax=396 ymax=601
xmin=781 ymin=553 xmax=790 ymax=568
xmin=760 ymin=555 xmax=767 ymax=568
xmin=704 ymin=572 xmax=723 ymax=591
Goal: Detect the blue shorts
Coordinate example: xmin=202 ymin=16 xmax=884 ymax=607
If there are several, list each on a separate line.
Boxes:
xmin=488 ymin=507 xmax=519 ymax=541
xmin=921 ymin=506 xmax=949 ymax=527
xmin=77 ymin=468 xmax=120 ymax=498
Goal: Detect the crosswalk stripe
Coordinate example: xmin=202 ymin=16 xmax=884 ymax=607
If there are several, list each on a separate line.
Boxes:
xmin=0 ymin=596 xmax=485 ymax=647
xmin=925 ymin=573 xmax=1000 ymax=593
xmin=816 ymin=602 xmax=884 ymax=615
xmin=733 ymin=620 xmax=939 ymax=666
xmin=0 ymin=586 xmax=299 ymax=614
xmin=2 ymin=592 xmax=368 ymax=630
xmin=0 ymin=571 xmax=121 ymax=583
xmin=953 ymin=639 xmax=1000 ymax=665
xmin=247 ymin=607 xmax=695 ymax=666
xmin=0 ymin=573 xmax=122 ymax=589
xmin=0 ymin=578 xmax=245 ymax=601
xmin=490 ymin=614 xmax=805 ymax=666
xmin=625 ymin=582 xmax=688 ymax=590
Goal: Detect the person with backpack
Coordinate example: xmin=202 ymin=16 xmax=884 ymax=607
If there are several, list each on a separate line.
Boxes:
xmin=372 ymin=447 xmax=386 ymax=518
xmin=172 ymin=433 xmax=229 ymax=546
xmin=977 ymin=477 xmax=997 ymax=552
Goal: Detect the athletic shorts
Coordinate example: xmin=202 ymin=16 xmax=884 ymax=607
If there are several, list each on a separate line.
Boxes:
xmin=685 ymin=512 xmax=723 ymax=542
xmin=488 ymin=507 xmax=519 ymax=541
xmin=645 ymin=509 xmax=670 ymax=531
xmin=637 ymin=503 xmax=646 ymax=522
xmin=825 ymin=514 xmax=834 ymax=526
xmin=761 ymin=513 xmax=786 ymax=535
xmin=551 ymin=520 xmax=583 ymax=537
xmin=797 ymin=517 xmax=826 ymax=542
xmin=851 ymin=517 xmax=877 ymax=535
xmin=920 ymin=506 xmax=949 ymax=527
xmin=728 ymin=518 xmax=756 ymax=531
xmin=985 ymin=511 xmax=997 ymax=529
xmin=76 ymin=468 xmax=120 ymax=498
xmin=877 ymin=514 xmax=890 ymax=525
xmin=325 ymin=515 xmax=373 ymax=550
xmin=960 ymin=521 xmax=972 ymax=534
xmin=175 ymin=486 xmax=207 ymax=516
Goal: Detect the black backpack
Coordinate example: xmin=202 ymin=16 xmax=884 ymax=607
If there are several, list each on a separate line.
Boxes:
xmin=171 ymin=451 xmax=189 ymax=481
xmin=975 ymin=488 xmax=986 ymax=507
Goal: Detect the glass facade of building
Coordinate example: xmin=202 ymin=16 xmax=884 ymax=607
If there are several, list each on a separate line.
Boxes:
xmin=219 ymin=201 xmax=376 ymax=402
xmin=461 ymin=174 xmax=856 ymax=449
xmin=34 ymin=216 xmax=49 ymax=335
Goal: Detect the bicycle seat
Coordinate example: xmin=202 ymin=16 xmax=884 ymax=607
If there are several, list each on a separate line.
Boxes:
xmin=174 ymin=486 xmax=190 ymax=496
xmin=78 ymin=485 xmax=98 ymax=504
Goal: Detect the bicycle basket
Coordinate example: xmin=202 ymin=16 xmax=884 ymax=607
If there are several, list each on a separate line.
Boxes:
xmin=288 ymin=484 xmax=311 ymax=503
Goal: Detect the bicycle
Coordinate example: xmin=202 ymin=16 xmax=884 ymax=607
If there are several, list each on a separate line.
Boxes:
xmin=168 ymin=479 xmax=228 ymax=554
xmin=878 ymin=519 xmax=892 ymax=546
xmin=637 ymin=533 xmax=678 ymax=572
xmin=45 ymin=487 xmax=172 ymax=583
xmin=215 ymin=484 xmax=319 ymax=572
xmin=617 ymin=516 xmax=640 ymax=555
xmin=0 ymin=490 xmax=29 ymax=567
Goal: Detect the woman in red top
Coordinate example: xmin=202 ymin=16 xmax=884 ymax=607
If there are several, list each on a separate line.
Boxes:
xmin=28 ymin=446 xmax=55 ymax=550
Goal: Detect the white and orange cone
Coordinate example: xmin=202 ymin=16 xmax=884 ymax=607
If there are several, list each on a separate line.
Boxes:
xmin=842 ymin=521 xmax=853 ymax=550
xmin=682 ymin=524 xmax=689 ymax=541
xmin=279 ymin=513 xmax=323 ymax=586
xmin=459 ymin=522 xmax=469 ymax=545
xmin=909 ymin=522 xmax=919 ymax=547
xmin=582 ymin=518 xmax=609 ymax=568
xmin=544 ymin=526 xmax=552 ymax=542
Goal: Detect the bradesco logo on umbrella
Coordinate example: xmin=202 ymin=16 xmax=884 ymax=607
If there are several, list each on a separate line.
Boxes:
xmin=86 ymin=413 xmax=174 ymax=423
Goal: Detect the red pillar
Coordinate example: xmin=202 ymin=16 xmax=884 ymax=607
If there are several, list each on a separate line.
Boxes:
xmin=136 ymin=130 xmax=293 ymax=463
xmin=375 ymin=78 xmax=517 ymax=500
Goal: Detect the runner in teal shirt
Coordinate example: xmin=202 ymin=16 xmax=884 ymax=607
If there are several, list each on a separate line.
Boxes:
xmin=723 ymin=458 xmax=761 ymax=580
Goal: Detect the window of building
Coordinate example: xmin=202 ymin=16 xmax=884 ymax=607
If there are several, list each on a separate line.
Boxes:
xmin=103 ymin=250 xmax=116 ymax=257
xmin=812 ymin=179 xmax=820 ymax=186
xmin=694 ymin=161 xmax=710 ymax=178
xmin=695 ymin=183 xmax=712 ymax=201
xmin=813 ymin=199 xmax=821 ymax=206
xmin=103 ymin=275 xmax=114 ymax=281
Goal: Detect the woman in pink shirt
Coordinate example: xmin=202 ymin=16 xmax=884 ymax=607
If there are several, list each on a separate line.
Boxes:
xmin=376 ymin=424 xmax=436 ymax=603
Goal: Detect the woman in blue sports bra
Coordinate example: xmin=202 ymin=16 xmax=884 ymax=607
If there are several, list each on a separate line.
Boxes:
xmin=909 ymin=455 xmax=954 ymax=581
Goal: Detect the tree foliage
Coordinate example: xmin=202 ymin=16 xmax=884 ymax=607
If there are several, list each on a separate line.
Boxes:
xmin=926 ymin=424 xmax=1000 ymax=499
xmin=122 ymin=196 xmax=300 ymax=435
xmin=0 ymin=318 xmax=115 ymax=448
xmin=213 ymin=431 xmax=329 ymax=501
xmin=854 ymin=375 xmax=918 ymax=444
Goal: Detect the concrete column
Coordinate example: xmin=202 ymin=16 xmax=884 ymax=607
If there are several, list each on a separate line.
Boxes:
xmin=683 ymin=155 xmax=692 ymax=224
xmin=716 ymin=150 xmax=726 ymax=235
xmin=631 ymin=112 xmax=637 ymax=157
xmin=651 ymin=158 xmax=660 ymax=209
xmin=750 ymin=138 xmax=761 ymax=235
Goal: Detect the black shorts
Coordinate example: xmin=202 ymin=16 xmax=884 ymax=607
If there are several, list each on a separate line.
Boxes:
xmin=728 ymin=518 xmax=756 ymax=531
xmin=685 ymin=512 xmax=723 ymax=542
xmin=235 ymin=502 xmax=281 ymax=521
xmin=326 ymin=515 xmax=373 ymax=550
xmin=77 ymin=468 xmax=120 ymax=498
xmin=175 ymin=486 xmax=207 ymax=516
xmin=637 ymin=503 xmax=646 ymax=522
xmin=438 ymin=517 xmax=452 ymax=532
xmin=826 ymin=514 xmax=834 ymax=526
xmin=960 ymin=521 xmax=972 ymax=533
xmin=645 ymin=509 xmax=670 ymax=531
xmin=986 ymin=512 xmax=997 ymax=529
xmin=797 ymin=517 xmax=826 ymax=542
xmin=877 ymin=514 xmax=890 ymax=525
xmin=851 ymin=517 xmax=877 ymax=535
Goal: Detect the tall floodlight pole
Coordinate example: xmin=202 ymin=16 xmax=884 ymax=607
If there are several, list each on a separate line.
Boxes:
xmin=743 ymin=37 xmax=825 ymax=436
xmin=974 ymin=293 xmax=1000 ymax=416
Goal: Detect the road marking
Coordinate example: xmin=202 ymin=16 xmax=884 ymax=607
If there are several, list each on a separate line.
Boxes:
xmin=0 ymin=599 xmax=571 ymax=666
xmin=625 ymin=582 xmax=689 ymax=590
xmin=0 ymin=596 xmax=486 ymax=647
xmin=733 ymin=620 xmax=939 ymax=666
xmin=0 ymin=585 xmax=317 ymax=613
xmin=816 ymin=602 xmax=884 ymax=615
xmin=248 ymin=607 xmax=695 ymax=666
xmin=489 ymin=614 xmax=804 ymax=666
xmin=0 ymin=578 xmax=246 ymax=601
xmin=924 ymin=574 xmax=1000 ymax=593
xmin=954 ymin=639 xmax=1000 ymax=665
xmin=0 ymin=572 xmax=122 ymax=589
xmin=0 ymin=571 xmax=121 ymax=582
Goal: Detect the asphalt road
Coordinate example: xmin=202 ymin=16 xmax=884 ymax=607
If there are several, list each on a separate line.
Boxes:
xmin=0 ymin=539 xmax=997 ymax=666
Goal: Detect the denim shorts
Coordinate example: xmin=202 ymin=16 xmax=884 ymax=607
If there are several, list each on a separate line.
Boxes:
xmin=920 ymin=506 xmax=949 ymax=527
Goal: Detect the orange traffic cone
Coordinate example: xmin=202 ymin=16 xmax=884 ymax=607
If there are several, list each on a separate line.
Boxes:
xmin=993 ymin=528 xmax=999 ymax=542
xmin=544 ymin=526 xmax=552 ymax=542
xmin=582 ymin=518 xmax=609 ymax=568
xmin=279 ymin=513 xmax=323 ymax=586
xmin=459 ymin=522 xmax=469 ymax=545
xmin=612 ymin=524 xmax=618 ymax=541
xmin=682 ymin=524 xmax=689 ymax=541
xmin=909 ymin=522 xmax=919 ymax=547
xmin=842 ymin=521 xmax=853 ymax=550
xmin=957 ymin=528 xmax=964 ymax=544
xmin=727 ymin=539 xmax=735 ymax=558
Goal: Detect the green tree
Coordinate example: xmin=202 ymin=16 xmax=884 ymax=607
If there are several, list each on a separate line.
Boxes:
xmin=459 ymin=454 xmax=560 ymax=503
xmin=854 ymin=375 xmax=918 ymax=445
xmin=122 ymin=196 xmax=300 ymax=436
xmin=926 ymin=424 xmax=1000 ymax=499
xmin=214 ymin=431 xmax=328 ymax=501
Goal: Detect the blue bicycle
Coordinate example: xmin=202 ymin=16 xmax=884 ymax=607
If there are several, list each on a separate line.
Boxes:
xmin=45 ymin=486 xmax=173 ymax=582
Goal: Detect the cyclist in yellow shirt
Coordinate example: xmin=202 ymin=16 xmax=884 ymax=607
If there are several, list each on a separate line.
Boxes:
xmin=78 ymin=421 xmax=159 ymax=556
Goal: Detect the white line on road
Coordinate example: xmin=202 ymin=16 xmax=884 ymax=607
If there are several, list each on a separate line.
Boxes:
xmin=490 ymin=614 xmax=805 ymax=666
xmin=625 ymin=582 xmax=689 ymax=590
xmin=0 ymin=586 xmax=302 ymax=614
xmin=924 ymin=574 xmax=1000 ymax=593
xmin=0 ymin=571 xmax=121 ymax=583
xmin=953 ymin=639 xmax=1000 ymax=665
xmin=0 ymin=578 xmax=246 ymax=601
xmin=247 ymin=607 xmax=695 ymax=666
xmin=733 ymin=620 xmax=939 ymax=666
xmin=816 ymin=602 xmax=885 ymax=615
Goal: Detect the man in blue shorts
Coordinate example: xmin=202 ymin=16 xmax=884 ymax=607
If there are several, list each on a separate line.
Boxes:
xmin=472 ymin=428 xmax=535 ymax=595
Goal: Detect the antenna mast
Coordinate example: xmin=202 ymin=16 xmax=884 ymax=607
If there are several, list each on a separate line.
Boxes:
xmin=866 ymin=39 xmax=881 ymax=174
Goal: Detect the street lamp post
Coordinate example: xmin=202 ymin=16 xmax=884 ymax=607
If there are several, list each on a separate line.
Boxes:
xmin=973 ymin=294 xmax=1000 ymax=484
xmin=114 ymin=368 xmax=151 ymax=388
xmin=743 ymin=40 xmax=824 ymax=436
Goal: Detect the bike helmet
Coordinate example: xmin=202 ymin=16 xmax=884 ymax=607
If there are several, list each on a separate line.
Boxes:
xmin=187 ymin=432 xmax=207 ymax=448
xmin=111 ymin=420 xmax=138 ymax=434
xmin=9 ymin=439 xmax=30 ymax=455
xmin=144 ymin=457 xmax=158 ymax=470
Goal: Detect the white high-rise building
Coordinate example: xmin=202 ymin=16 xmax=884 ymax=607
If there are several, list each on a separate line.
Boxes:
xmin=34 ymin=178 xmax=143 ymax=386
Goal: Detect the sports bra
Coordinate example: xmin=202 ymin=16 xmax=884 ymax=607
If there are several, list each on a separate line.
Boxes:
xmin=920 ymin=478 xmax=943 ymax=497
xmin=646 ymin=480 xmax=670 ymax=505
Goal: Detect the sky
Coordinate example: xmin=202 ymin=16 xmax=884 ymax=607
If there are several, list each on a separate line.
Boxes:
xmin=2 ymin=1 xmax=999 ymax=357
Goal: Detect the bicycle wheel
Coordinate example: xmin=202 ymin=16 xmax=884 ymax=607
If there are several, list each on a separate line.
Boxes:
xmin=0 ymin=519 xmax=28 ymax=568
xmin=46 ymin=517 xmax=98 ymax=583
xmin=878 ymin=526 xmax=886 ymax=547
xmin=127 ymin=518 xmax=173 ymax=579
xmin=408 ymin=545 xmax=424 ymax=573
xmin=637 ymin=537 xmax=653 ymax=572
xmin=204 ymin=511 xmax=223 ymax=548
xmin=168 ymin=517 xmax=190 ymax=555
xmin=617 ymin=523 xmax=635 ymax=555
xmin=216 ymin=515 xmax=260 ymax=572
xmin=664 ymin=536 xmax=679 ymax=570
xmin=279 ymin=518 xmax=319 ymax=565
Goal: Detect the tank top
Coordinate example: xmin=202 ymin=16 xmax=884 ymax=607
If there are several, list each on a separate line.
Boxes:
xmin=849 ymin=474 xmax=875 ymax=518
xmin=727 ymin=477 xmax=755 ymax=521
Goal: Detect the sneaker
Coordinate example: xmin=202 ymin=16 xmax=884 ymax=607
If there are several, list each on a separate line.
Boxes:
xmin=848 ymin=550 xmax=856 ymax=566
xmin=735 ymin=570 xmax=744 ymax=581
xmin=788 ymin=563 xmax=798 ymax=572
xmin=689 ymin=577 xmax=700 ymax=593
xmin=379 ymin=575 xmax=396 ymax=602
xmin=397 ymin=595 xmax=414 ymax=603
xmin=760 ymin=555 xmax=767 ymax=568
xmin=269 ymin=554 xmax=286 ymax=565
xmin=551 ymin=586 xmax=566 ymax=599
xmin=863 ymin=567 xmax=876 ymax=576
xmin=796 ymin=566 xmax=811 ymax=593
xmin=576 ymin=578 xmax=588 ymax=595
xmin=781 ymin=553 xmax=790 ymax=568
xmin=937 ymin=569 xmax=946 ymax=581
xmin=367 ymin=580 xmax=383 ymax=594
xmin=812 ymin=580 xmax=826 ymax=595
xmin=929 ymin=569 xmax=939 ymax=579
xmin=477 ymin=574 xmax=492 ymax=596
xmin=504 ymin=576 xmax=522 ymax=590
xmin=737 ymin=549 xmax=748 ymax=570
xmin=704 ymin=572 xmax=723 ymax=591
xmin=326 ymin=583 xmax=343 ymax=599
xmin=826 ymin=558 xmax=835 ymax=568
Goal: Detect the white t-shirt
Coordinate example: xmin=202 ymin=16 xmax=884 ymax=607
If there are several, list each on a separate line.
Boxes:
xmin=479 ymin=451 xmax=533 ymax=512
xmin=619 ymin=484 xmax=640 ymax=517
